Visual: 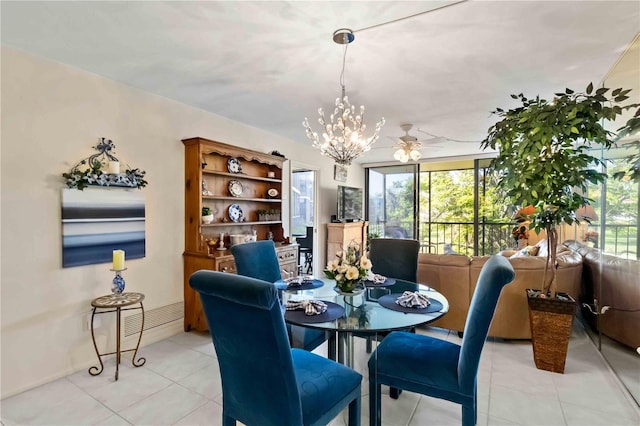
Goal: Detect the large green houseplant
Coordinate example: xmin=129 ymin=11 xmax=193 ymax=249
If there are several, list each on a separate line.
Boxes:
xmin=482 ymin=83 xmax=639 ymax=296
xmin=481 ymin=83 xmax=639 ymax=372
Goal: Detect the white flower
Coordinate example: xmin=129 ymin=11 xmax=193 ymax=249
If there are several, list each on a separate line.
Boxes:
xmin=326 ymin=260 xmax=338 ymax=271
xmin=345 ymin=266 xmax=360 ymax=280
xmin=323 ymin=242 xmax=374 ymax=291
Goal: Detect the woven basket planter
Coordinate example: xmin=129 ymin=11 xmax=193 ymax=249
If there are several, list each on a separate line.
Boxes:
xmin=527 ymin=289 xmax=577 ymax=374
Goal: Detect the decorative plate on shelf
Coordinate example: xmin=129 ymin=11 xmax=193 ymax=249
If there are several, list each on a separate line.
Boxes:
xmin=228 ymin=204 xmax=244 ymax=223
xmin=227 ymin=157 xmax=242 ymax=174
xmin=228 ymin=180 xmax=244 ymax=197
xmin=267 ymin=188 xmax=279 ymax=199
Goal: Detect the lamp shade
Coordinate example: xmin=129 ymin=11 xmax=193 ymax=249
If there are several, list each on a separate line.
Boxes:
xmin=576 ymin=205 xmax=598 ymax=221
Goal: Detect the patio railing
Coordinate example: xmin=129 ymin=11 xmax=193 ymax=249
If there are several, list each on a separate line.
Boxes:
xmin=368 ymin=221 xmax=638 ymax=259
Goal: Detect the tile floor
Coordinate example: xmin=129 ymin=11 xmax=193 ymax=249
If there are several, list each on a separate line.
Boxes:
xmin=2 ymin=322 xmax=639 ymax=426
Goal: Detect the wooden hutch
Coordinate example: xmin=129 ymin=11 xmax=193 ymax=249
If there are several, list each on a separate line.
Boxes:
xmin=182 ymin=137 xmax=298 ymax=331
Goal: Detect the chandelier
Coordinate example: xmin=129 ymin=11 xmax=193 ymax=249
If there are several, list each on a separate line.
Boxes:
xmin=303 ymin=29 xmax=385 ymax=166
xmin=393 ymin=124 xmax=422 ymax=162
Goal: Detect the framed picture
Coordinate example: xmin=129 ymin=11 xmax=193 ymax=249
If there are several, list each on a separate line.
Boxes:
xmin=62 ymin=188 xmax=146 ymax=267
xmin=334 ymin=164 xmax=347 ymax=182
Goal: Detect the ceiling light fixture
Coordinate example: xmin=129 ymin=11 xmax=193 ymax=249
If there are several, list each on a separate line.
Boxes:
xmin=393 ymin=124 xmax=422 ymax=162
xmin=303 ymin=29 xmax=385 ymax=166
xmin=394 ymin=141 xmax=422 ymax=163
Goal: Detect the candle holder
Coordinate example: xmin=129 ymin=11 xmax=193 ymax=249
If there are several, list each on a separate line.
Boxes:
xmin=110 ymin=268 xmax=128 ymax=295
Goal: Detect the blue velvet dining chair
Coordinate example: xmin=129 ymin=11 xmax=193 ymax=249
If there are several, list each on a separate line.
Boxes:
xmin=369 ymin=238 xmax=420 ymax=283
xmin=190 ymin=271 xmax=362 ymax=426
xmin=362 ymin=238 xmax=421 ymax=353
xmin=231 ymin=240 xmax=335 ymax=358
xmin=368 ymin=255 xmax=515 ymax=426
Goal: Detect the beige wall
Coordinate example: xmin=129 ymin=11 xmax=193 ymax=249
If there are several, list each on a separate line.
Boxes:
xmin=0 ymin=46 xmax=364 ymax=398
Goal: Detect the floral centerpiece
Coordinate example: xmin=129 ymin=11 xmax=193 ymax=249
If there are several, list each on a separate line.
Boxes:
xmin=324 ymin=243 xmax=372 ymax=293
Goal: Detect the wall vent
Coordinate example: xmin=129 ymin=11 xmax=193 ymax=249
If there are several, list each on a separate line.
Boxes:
xmin=124 ymin=301 xmax=184 ymax=337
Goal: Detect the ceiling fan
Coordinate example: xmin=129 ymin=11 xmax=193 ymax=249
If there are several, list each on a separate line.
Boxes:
xmin=391 ymin=124 xmax=441 ymax=162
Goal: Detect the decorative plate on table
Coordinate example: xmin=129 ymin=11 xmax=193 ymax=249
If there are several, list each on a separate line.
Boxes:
xmin=228 ymin=180 xmax=244 ymax=197
xmin=228 ymin=204 xmax=244 ymax=223
xmin=227 ymin=157 xmax=242 ymax=174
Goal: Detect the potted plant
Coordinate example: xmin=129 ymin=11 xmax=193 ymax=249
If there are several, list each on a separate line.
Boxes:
xmin=202 ymin=207 xmax=214 ymax=224
xmin=481 ymin=83 xmax=639 ymax=373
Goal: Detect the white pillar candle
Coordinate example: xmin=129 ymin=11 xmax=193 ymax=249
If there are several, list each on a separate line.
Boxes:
xmin=112 ymin=250 xmax=125 ymax=270
xmin=108 ymin=161 xmax=120 ymax=174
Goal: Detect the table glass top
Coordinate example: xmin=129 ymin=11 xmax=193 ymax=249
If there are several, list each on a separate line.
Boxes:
xmin=282 ymin=278 xmax=448 ymax=333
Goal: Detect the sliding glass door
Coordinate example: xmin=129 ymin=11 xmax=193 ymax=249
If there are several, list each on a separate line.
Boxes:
xmin=366 ymin=160 xmax=512 ymax=256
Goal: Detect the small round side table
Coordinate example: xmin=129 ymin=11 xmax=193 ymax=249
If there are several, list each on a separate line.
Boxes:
xmin=89 ymin=292 xmax=146 ymax=380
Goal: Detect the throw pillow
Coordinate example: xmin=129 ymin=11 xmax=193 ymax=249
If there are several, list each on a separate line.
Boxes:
xmin=510 ymin=245 xmax=540 ymax=259
xmin=535 ymin=239 xmax=549 ymax=258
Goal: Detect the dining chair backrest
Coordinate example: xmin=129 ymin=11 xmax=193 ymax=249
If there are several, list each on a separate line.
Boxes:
xmin=189 ymin=270 xmax=303 ymax=425
xmin=231 ymin=239 xmax=332 ymax=354
xmin=458 ymin=255 xmax=515 ymax=392
xmin=297 ymin=226 xmax=313 ymax=250
xmin=231 ymin=240 xmax=282 ymax=283
xmin=369 ymin=238 xmax=420 ymax=282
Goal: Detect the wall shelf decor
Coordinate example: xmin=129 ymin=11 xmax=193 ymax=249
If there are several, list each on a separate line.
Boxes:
xmin=62 ymin=138 xmax=147 ymax=190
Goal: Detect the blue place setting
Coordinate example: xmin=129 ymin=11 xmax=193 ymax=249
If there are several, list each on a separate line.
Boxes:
xmin=275 ymin=276 xmax=324 ymax=291
xmin=285 ymin=300 xmax=345 ymax=324
xmin=364 ymin=275 xmax=396 ymax=287
xmin=377 ymin=293 xmax=444 ymax=314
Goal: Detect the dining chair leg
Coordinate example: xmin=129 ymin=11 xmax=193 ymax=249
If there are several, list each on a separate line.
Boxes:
xmin=369 ymin=380 xmax=382 ymax=426
xmin=222 ymin=413 xmax=235 ymax=426
xmin=462 ymin=403 xmax=475 ymax=426
xmin=389 ymin=387 xmax=402 ymax=399
xmin=347 ymin=395 xmax=361 ymax=426
xmin=328 ymin=332 xmax=337 ymax=361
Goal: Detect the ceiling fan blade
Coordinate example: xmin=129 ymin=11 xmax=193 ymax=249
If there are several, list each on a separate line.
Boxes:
xmin=421 ymin=136 xmax=447 ymax=145
xmin=416 ymin=129 xmax=480 ymax=144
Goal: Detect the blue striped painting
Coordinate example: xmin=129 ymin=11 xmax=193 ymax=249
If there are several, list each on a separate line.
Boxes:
xmin=62 ymin=188 xmax=146 ymax=267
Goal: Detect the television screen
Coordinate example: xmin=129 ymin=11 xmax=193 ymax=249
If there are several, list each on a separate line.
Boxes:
xmin=337 ymin=185 xmax=363 ymax=222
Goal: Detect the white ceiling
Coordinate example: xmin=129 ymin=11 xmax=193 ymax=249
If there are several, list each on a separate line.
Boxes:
xmin=2 ymin=1 xmax=639 ymax=165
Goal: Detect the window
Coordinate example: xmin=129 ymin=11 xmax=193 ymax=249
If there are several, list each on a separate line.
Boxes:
xmin=584 ymin=148 xmax=639 ymax=259
xmin=366 ymin=160 xmax=513 ymax=256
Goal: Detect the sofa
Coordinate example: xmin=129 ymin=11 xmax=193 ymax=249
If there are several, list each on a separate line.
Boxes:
xmin=417 ymin=242 xmax=583 ymax=339
xmin=563 ymin=240 xmax=639 ymax=350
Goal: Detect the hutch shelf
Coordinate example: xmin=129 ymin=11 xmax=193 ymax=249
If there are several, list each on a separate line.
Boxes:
xmin=182 ymin=137 xmax=298 ymax=331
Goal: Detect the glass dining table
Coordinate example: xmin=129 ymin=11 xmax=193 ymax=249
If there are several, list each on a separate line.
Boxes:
xmin=278 ymin=277 xmax=449 ymax=368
